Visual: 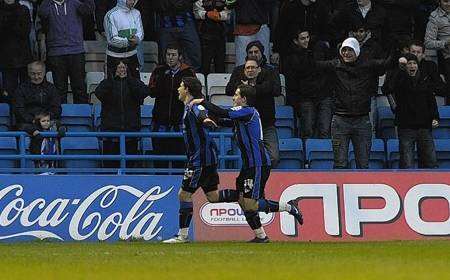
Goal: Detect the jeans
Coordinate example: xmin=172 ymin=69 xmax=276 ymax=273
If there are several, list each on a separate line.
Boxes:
xmin=158 ymin=20 xmax=201 ymax=71
xmin=331 ymin=115 xmax=372 ymax=169
xmin=296 ymin=97 xmax=333 ymax=139
xmin=46 ymin=53 xmax=87 ymax=104
xmin=106 ymin=54 xmax=140 ymax=80
xmin=263 ymin=126 xmax=279 ymax=167
xmin=235 ymin=24 xmax=270 ymax=66
xmin=398 ymin=128 xmax=438 ymax=169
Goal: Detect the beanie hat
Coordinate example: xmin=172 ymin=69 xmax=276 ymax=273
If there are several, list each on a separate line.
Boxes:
xmin=246 ymin=40 xmax=265 ymax=54
xmin=340 ymin=37 xmax=360 ymax=58
xmin=404 ymin=53 xmax=419 ymax=63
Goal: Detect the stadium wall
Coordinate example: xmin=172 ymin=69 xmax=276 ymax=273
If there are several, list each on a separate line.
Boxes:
xmin=0 ymin=172 xmax=449 ymax=242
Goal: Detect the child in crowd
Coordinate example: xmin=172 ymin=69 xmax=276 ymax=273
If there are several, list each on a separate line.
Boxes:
xmin=25 ymin=111 xmax=62 ymax=169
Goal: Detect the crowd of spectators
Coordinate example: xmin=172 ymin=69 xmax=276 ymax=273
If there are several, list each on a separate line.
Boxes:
xmin=0 ymin=0 xmax=450 ymax=170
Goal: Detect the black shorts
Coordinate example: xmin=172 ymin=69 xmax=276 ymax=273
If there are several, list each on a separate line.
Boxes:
xmin=181 ymin=165 xmax=219 ymax=194
xmin=236 ymin=166 xmax=271 ymax=199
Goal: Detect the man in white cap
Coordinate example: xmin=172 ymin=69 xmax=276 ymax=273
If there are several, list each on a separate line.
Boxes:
xmin=312 ymin=37 xmax=395 ymax=169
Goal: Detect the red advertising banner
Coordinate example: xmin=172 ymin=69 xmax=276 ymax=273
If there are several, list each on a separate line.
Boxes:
xmin=193 ymin=172 xmax=450 ymax=242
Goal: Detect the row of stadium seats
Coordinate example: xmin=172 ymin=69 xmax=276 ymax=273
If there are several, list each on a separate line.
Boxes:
xmin=2 ymin=103 xmax=450 ymax=140
xmin=1 ymin=136 xmax=449 ymax=170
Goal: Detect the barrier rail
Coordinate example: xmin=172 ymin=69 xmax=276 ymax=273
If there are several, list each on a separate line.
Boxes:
xmin=0 ymin=131 xmax=239 ymax=173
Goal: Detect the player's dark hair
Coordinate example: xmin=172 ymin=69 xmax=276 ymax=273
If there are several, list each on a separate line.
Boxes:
xmin=182 ymin=77 xmax=203 ymax=98
xmin=237 ymin=84 xmax=256 ymax=107
xmin=165 ymin=43 xmax=182 ymax=56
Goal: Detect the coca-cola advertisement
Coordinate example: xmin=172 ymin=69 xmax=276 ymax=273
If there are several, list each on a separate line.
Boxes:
xmin=0 ymin=176 xmax=179 ymax=242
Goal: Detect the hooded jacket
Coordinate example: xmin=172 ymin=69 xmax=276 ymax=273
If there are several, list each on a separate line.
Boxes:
xmin=0 ymin=1 xmax=32 ymax=69
xmin=38 ymin=0 xmax=95 ymax=56
xmin=14 ymin=80 xmax=62 ymax=126
xmin=94 ymin=75 xmax=149 ymax=131
xmin=104 ymin=0 xmax=144 ymax=58
xmin=148 ymin=63 xmax=196 ymax=126
xmin=314 ymin=39 xmax=396 ymax=116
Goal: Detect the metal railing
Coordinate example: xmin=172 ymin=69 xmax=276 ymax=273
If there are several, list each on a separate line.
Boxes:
xmin=0 ymin=131 xmax=239 ymax=174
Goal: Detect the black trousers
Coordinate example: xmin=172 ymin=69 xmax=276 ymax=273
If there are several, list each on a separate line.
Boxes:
xmin=102 ymin=138 xmax=139 ymax=168
xmin=46 ymin=53 xmax=88 ymax=104
xmin=200 ymin=37 xmax=225 ymax=75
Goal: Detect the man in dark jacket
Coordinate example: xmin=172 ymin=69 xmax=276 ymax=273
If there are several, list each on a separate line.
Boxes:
xmin=38 ymin=0 xmax=95 ymax=104
xmin=153 ymin=0 xmax=202 ymax=71
xmin=94 ymin=60 xmax=149 ymax=168
xmin=148 ymin=44 xmax=196 ymax=168
xmin=332 ymin=0 xmax=388 ymax=48
xmin=13 ymin=61 xmax=61 ymax=130
xmin=314 ymin=37 xmax=395 ymax=168
xmin=272 ymin=0 xmax=332 ymax=69
xmin=0 ymin=0 xmax=33 ymax=104
xmin=392 ymin=54 xmax=442 ymax=169
xmin=284 ymin=28 xmax=333 ymax=139
xmin=226 ymin=55 xmax=280 ymax=166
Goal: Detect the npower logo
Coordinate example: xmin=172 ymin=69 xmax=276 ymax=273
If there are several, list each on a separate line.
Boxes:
xmin=279 ymin=184 xmax=450 ymax=237
xmin=200 ymin=203 xmax=274 ymax=226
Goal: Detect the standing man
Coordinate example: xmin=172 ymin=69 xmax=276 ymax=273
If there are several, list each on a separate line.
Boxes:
xmin=392 ymin=54 xmax=441 ymax=169
xmin=226 ymin=56 xmax=280 ymax=167
xmin=312 ymin=37 xmax=395 ymax=168
xmin=193 ymin=84 xmax=303 ymax=243
xmin=38 ymin=0 xmax=94 ymax=104
xmin=104 ymin=0 xmax=144 ymax=79
xmin=148 ymin=44 xmax=196 ymax=168
xmin=163 ymin=77 xmax=240 ymax=243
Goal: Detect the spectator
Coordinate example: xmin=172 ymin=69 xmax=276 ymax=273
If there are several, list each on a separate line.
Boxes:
xmin=0 ymin=0 xmax=33 ymax=104
xmin=148 ymin=44 xmax=196 ymax=168
xmin=25 ymin=111 xmax=62 ymax=169
xmin=104 ymin=0 xmax=143 ymax=79
xmin=377 ymin=0 xmax=419 ymax=48
xmin=94 ymin=61 xmax=148 ymax=168
xmin=284 ymin=29 xmax=333 ymax=139
xmin=193 ymin=0 xmax=231 ymax=75
xmin=425 ymin=0 xmax=450 ymax=93
xmin=272 ymin=0 xmax=333 ymax=69
xmin=312 ymin=37 xmax=395 ymax=168
xmin=13 ymin=61 xmax=61 ymax=130
xmin=19 ymin=0 xmax=39 ymax=60
xmin=226 ymin=57 xmax=280 ymax=166
xmin=153 ymin=0 xmax=202 ymax=71
xmin=414 ymin=0 xmax=438 ymax=41
xmin=38 ymin=0 xmax=94 ymax=104
xmin=392 ymin=54 xmax=441 ymax=169
xmin=230 ymin=0 xmax=271 ymax=66
xmin=385 ymin=40 xmax=447 ymax=114
xmin=332 ymin=0 xmax=388 ymax=48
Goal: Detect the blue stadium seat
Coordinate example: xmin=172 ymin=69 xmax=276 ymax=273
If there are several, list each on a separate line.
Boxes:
xmin=61 ymin=104 xmax=93 ymax=132
xmin=434 ymin=139 xmax=450 ymax=168
xmin=141 ymin=105 xmax=153 ymax=132
xmin=349 ymin=139 xmax=386 ymax=169
xmin=275 ymin=106 xmax=295 ymax=138
xmin=305 ymin=139 xmax=334 ymax=169
xmin=93 ymin=104 xmax=102 ymax=130
xmin=432 ymin=127 xmax=450 ymax=139
xmin=438 ymin=106 xmax=450 ymax=127
xmin=377 ymin=106 xmax=396 ymax=139
xmin=0 ymin=137 xmax=17 ymax=168
xmin=277 ymin=138 xmax=304 ymax=169
xmin=0 ymin=104 xmax=10 ymax=131
xmin=60 ymin=137 xmax=99 ymax=168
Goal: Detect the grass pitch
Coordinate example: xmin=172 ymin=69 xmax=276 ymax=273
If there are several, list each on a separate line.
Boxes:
xmin=0 ymin=240 xmax=449 ymax=280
